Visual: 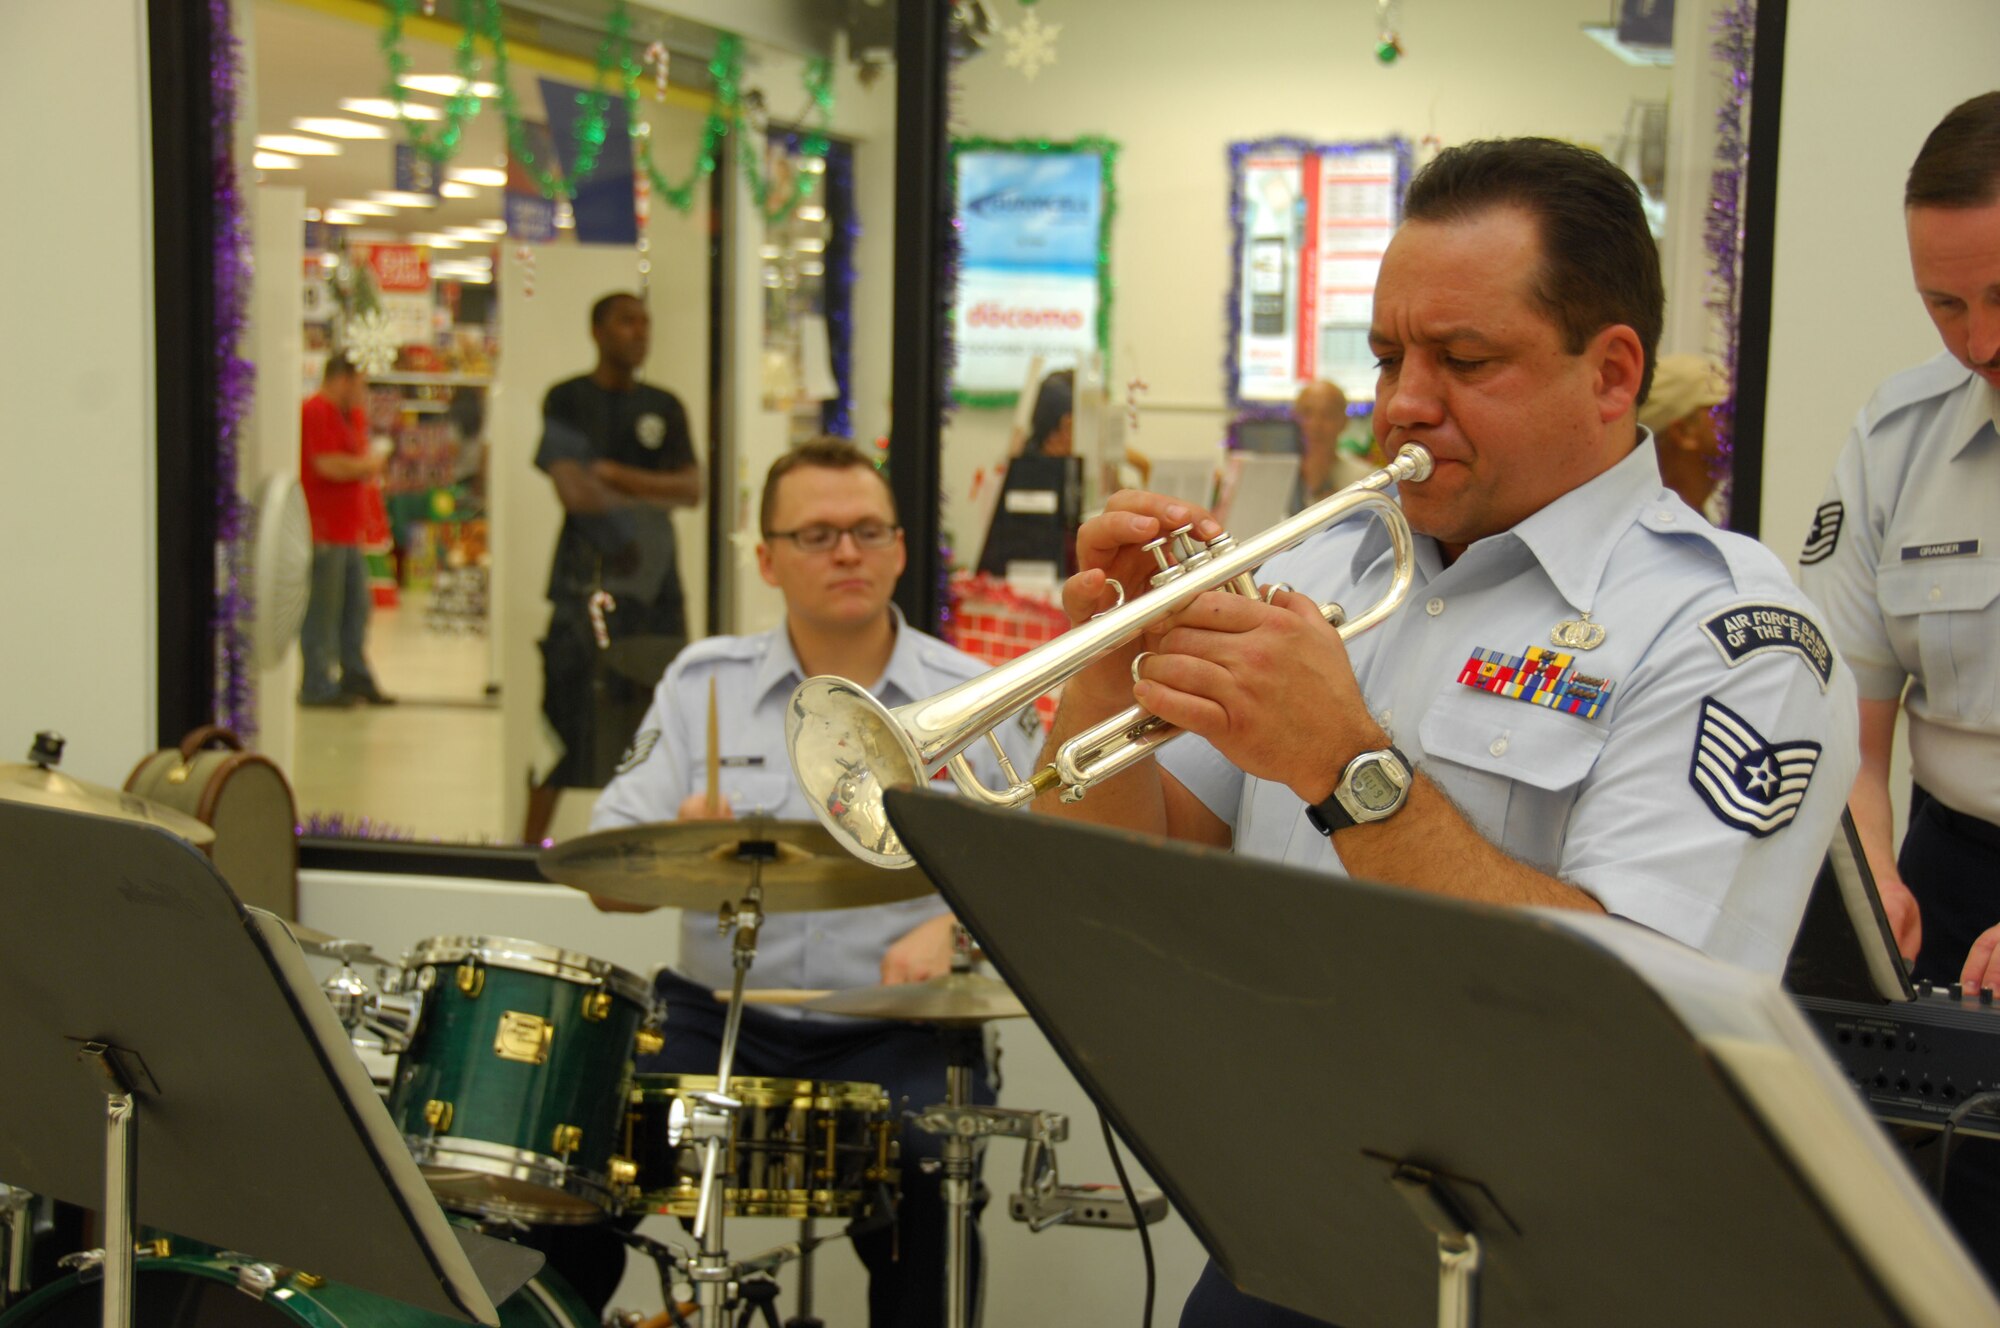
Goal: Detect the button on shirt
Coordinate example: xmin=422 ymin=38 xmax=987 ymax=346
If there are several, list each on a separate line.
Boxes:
xmin=1160 ymin=440 xmax=1860 ymax=973
xmin=1798 ymin=352 xmax=2000 ymax=823
xmin=591 ymin=613 xmax=1044 ymax=1010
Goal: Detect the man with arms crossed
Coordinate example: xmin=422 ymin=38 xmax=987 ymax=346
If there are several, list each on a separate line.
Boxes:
xmin=1039 ymin=139 xmax=1859 ymax=1326
xmin=1799 ymin=91 xmax=2000 ymax=1281
xmin=592 ymin=440 xmax=1042 ymax=1327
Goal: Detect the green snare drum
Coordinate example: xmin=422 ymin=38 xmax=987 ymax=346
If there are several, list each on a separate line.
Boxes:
xmin=387 ymin=935 xmax=662 ymax=1223
xmin=627 ymin=1074 xmax=899 ymax=1219
xmin=0 ymin=1244 xmax=594 ymax=1328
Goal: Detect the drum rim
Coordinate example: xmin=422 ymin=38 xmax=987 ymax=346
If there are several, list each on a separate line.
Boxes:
xmin=630 ymin=1073 xmax=890 ymax=1111
xmin=406 ymin=1135 xmax=617 ymax=1224
xmin=403 ymin=935 xmax=655 ymax=1009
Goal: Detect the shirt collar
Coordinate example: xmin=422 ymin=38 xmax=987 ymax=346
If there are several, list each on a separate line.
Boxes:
xmin=1470 ymin=436 xmax=1663 ymax=614
xmin=1947 ymin=373 xmax=2000 ymax=459
xmin=750 ymin=604 xmax=919 ymax=707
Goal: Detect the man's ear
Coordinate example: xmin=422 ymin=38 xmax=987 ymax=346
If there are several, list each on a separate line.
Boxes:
xmin=1590 ymin=324 xmax=1646 ymax=424
xmin=1664 ymin=417 xmax=1703 ymax=453
xmin=756 ymin=541 xmax=778 ymax=587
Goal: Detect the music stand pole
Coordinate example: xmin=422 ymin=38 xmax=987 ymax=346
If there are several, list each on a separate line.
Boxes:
xmin=77 ymin=1042 xmax=143 ymax=1328
xmin=1390 ymin=1165 xmax=1482 ymax=1328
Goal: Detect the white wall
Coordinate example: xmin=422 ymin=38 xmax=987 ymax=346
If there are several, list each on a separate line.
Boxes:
xmin=1759 ymin=0 xmax=2000 ymax=557
xmin=0 ymin=0 xmax=157 ymax=786
xmin=942 ymin=0 xmax=1674 ymax=558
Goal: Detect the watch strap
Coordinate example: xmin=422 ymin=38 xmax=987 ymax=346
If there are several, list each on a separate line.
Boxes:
xmin=1305 ymin=745 xmax=1412 ymax=836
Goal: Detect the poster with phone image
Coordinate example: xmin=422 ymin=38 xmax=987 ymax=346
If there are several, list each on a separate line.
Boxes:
xmin=1229 ymin=138 xmax=1410 ymax=407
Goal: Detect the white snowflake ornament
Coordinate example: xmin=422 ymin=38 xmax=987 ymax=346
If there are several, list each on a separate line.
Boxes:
xmin=1001 ymin=11 xmax=1061 ymax=80
xmin=344 ymin=310 xmax=399 ymax=376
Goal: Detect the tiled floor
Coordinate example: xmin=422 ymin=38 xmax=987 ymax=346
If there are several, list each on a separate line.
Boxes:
xmin=290 ymin=590 xmax=508 ymax=842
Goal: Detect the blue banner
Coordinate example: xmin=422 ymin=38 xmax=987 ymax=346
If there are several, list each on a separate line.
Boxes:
xmin=958 ymin=151 xmax=1103 ymax=272
xmin=539 ymin=78 xmax=637 ymax=246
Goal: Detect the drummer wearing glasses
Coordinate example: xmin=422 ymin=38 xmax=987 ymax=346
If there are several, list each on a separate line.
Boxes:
xmin=589 ymin=438 xmax=1043 ymax=1326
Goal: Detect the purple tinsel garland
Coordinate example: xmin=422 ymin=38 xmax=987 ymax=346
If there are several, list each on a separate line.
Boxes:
xmin=935 ymin=50 xmax=967 ymax=629
xmin=822 ymin=139 xmax=860 ymax=440
xmin=1705 ymin=1 xmax=1755 ymax=526
xmin=211 ymin=0 xmax=257 ymax=740
xmin=1223 ymin=136 xmax=1413 ymax=427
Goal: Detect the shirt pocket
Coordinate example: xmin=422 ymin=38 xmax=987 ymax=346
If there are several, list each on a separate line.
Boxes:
xmin=1876 ymin=559 xmax=2000 ymax=723
xmin=687 ymin=764 xmax=794 ymax=817
xmin=1417 ymin=687 xmax=1610 ymax=871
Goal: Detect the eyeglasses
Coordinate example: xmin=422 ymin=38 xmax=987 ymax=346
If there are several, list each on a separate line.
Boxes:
xmin=763 ymin=520 xmax=900 ymax=553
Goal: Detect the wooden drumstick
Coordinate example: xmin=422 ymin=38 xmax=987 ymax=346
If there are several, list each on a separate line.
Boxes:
xmin=705 ymin=676 xmax=721 ymax=816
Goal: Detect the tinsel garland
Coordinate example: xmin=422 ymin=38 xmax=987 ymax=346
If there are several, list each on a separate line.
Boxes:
xmin=1705 ymin=0 xmax=1755 ymax=524
xmin=947 ymin=135 xmax=1118 ymax=410
xmin=211 ymin=0 xmax=256 ymax=740
xmin=299 ymin=812 xmax=418 ymax=841
xmin=377 ymin=0 xmax=832 ymax=218
xmin=1222 ymin=136 xmax=1412 ymax=415
xmin=793 ymin=133 xmax=858 ymax=441
xmin=936 ymin=43 xmax=968 ymax=621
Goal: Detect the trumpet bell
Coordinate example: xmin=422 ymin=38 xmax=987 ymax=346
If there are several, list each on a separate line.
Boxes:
xmin=786 ymin=676 xmax=927 ymax=869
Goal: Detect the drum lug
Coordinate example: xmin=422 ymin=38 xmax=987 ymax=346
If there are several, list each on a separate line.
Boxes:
xmin=607 ymin=1156 xmax=638 ymax=1188
xmin=552 ymin=1124 xmax=583 ymax=1156
xmin=233 ymin=1263 xmax=278 ymax=1301
xmin=136 ymin=1238 xmax=171 ymax=1259
xmin=455 ymin=962 xmax=485 ymax=998
xmin=292 ymin=1271 xmax=326 ymax=1290
xmin=424 ymin=1099 xmax=455 ymax=1133
xmin=635 ymin=1028 xmax=664 ymax=1057
xmin=581 ymin=991 xmax=613 ymax=1022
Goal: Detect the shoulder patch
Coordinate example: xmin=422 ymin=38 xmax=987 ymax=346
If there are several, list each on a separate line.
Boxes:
xmin=1798 ymin=502 xmax=1843 ymax=565
xmin=1687 ymin=697 xmax=1822 ymax=837
xmin=614 ymin=727 xmax=661 ymax=776
xmin=1015 ymin=705 xmax=1044 ymax=743
xmin=1698 ymin=602 xmax=1833 ymax=691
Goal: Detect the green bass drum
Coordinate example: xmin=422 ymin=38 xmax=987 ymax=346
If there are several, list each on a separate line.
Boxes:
xmin=0 ymin=1247 xmax=594 ymax=1328
xmin=387 ymin=936 xmax=661 ymax=1224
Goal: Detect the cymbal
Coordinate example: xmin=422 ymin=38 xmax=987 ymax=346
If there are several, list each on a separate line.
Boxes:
xmin=0 ymin=758 xmax=216 ymax=848
xmin=803 ymin=972 xmax=1028 ymax=1025
xmin=709 ymin=988 xmax=835 ymax=1007
xmin=538 ymin=817 xmax=935 ymax=913
xmin=280 ymin=920 xmax=391 ymax=967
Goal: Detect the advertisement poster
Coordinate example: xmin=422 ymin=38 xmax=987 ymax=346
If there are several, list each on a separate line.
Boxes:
xmin=356 ymin=243 xmax=434 ymax=347
xmin=950 ymin=140 xmax=1114 ymax=403
xmin=1229 ymin=139 xmax=1408 ymax=406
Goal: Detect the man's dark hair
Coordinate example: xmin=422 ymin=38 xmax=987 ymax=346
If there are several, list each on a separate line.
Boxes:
xmin=322 ymin=354 xmax=358 ymax=384
xmin=760 ymin=437 xmax=898 ymax=533
xmin=590 ymin=291 xmax=643 ymax=328
xmin=1403 ymin=137 xmax=1664 ymax=406
xmin=1907 ymin=92 xmax=2000 ymax=208
xmin=1023 ymin=369 xmax=1075 ymax=455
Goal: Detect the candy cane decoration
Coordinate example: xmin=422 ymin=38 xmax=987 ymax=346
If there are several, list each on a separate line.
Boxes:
xmin=1125 ymin=376 xmax=1149 ymax=435
xmin=645 ymin=41 xmax=670 ymax=100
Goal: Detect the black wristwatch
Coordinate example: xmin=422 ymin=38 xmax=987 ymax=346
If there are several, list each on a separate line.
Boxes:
xmin=1305 ymin=745 xmax=1414 ymax=835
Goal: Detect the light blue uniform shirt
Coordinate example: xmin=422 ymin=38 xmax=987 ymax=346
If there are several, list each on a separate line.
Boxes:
xmin=1797 ymin=352 xmax=2000 ymax=823
xmin=591 ymin=611 xmax=1044 ymax=1007
xmin=1160 ymin=440 xmax=1860 ymax=974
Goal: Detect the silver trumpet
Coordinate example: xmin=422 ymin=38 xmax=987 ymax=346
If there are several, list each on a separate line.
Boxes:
xmin=784 ymin=443 xmax=1434 ymax=867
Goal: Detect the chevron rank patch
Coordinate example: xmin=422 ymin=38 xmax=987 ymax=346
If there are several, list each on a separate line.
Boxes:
xmin=1456 ymin=645 xmax=1615 ymax=719
xmin=1699 ymin=602 xmax=1833 ymax=691
xmin=614 ymin=727 xmax=660 ymax=776
xmin=1688 ymin=697 xmax=1821 ymax=837
xmin=1798 ymin=501 xmax=1844 ymax=565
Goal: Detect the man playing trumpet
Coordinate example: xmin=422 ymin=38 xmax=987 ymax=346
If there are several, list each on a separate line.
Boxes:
xmin=1038 ymin=138 xmax=1861 ymax=1327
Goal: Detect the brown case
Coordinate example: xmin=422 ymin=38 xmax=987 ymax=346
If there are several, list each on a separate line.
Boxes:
xmin=125 ymin=725 xmax=300 ymax=920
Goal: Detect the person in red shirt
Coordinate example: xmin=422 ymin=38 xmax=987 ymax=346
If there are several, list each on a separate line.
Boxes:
xmin=298 ymin=355 xmax=392 ymax=707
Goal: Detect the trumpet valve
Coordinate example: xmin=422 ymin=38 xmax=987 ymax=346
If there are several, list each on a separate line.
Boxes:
xmin=1144 ymin=534 xmax=1183 ymax=586
xmin=1202 ymin=533 xmax=1261 ymax=598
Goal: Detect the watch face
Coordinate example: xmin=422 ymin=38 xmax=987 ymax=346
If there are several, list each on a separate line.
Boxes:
xmin=1351 ymin=761 xmax=1401 ymax=812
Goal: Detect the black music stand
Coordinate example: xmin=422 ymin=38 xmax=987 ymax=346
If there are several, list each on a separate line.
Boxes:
xmin=883 ymin=789 xmax=1997 ymax=1327
xmin=0 ymin=802 xmax=539 ymax=1327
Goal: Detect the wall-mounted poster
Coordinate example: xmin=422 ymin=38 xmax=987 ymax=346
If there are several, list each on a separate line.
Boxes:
xmin=1227 ymin=137 xmax=1411 ymax=407
xmin=950 ymin=137 xmax=1117 ymax=406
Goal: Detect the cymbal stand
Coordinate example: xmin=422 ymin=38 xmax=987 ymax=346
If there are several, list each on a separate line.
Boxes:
xmin=911 ymin=1049 xmax=1069 ymax=1328
xmin=687 ymin=851 xmax=770 ymax=1328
